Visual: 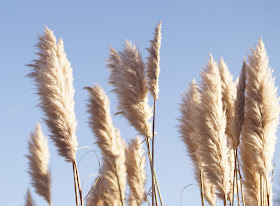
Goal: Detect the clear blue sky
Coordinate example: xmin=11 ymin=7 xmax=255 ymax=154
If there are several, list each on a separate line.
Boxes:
xmin=1 ymin=1 xmax=280 ymax=205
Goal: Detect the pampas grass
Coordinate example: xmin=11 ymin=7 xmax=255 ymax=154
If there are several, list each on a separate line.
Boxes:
xmin=27 ymin=123 xmax=51 ymax=205
xmin=218 ymin=58 xmax=236 ymax=202
xmin=27 ymin=27 xmax=78 ymax=163
xmin=86 ymin=85 xmax=127 ymax=205
xmin=25 ymin=189 xmax=36 ymax=206
xmin=240 ymin=39 xmax=279 ymax=205
xmin=126 ymin=136 xmax=147 ymax=206
xmin=196 ymin=54 xmax=230 ymax=203
xmin=179 ymin=79 xmax=216 ymax=206
xmin=25 ymin=24 xmax=280 ymax=206
xmin=146 ymin=22 xmax=162 ymax=206
xmin=87 ymin=178 xmax=105 ymax=206
xmin=27 ymin=27 xmax=83 ymax=206
xmin=107 ymin=39 xmax=163 ymax=205
xmin=146 ymin=22 xmax=161 ymax=100
xmin=107 ymin=42 xmax=153 ymax=138
xmin=231 ymin=59 xmax=247 ymax=147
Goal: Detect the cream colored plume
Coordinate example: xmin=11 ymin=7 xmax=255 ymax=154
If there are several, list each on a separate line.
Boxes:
xmin=107 ymin=42 xmax=153 ymax=138
xmin=240 ymin=39 xmax=279 ymax=203
xmin=218 ymin=58 xmax=236 ymax=144
xmin=25 ymin=189 xmax=36 ymax=206
xmin=179 ymin=79 xmax=216 ymax=205
xmin=196 ymin=54 xmax=230 ymax=200
xmin=27 ymin=123 xmax=51 ymax=205
xmin=218 ymin=58 xmax=236 ymax=198
xmin=126 ymin=136 xmax=147 ymax=206
xmin=146 ymin=22 xmax=162 ymax=100
xmin=87 ymin=178 xmax=105 ymax=206
xmin=231 ymin=59 xmax=247 ymax=146
xmin=28 ymin=27 xmax=78 ymax=162
xmin=86 ymin=85 xmax=127 ymax=205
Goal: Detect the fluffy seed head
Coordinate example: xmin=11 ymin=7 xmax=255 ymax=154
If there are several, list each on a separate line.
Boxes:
xmin=25 ymin=189 xmax=36 ymax=206
xmin=107 ymin=42 xmax=152 ymax=138
xmin=240 ymin=39 xmax=279 ymax=203
xmin=87 ymin=178 xmax=105 ymax=206
xmin=126 ymin=136 xmax=147 ymax=206
xmin=27 ymin=27 xmax=78 ymax=162
xmin=231 ymin=58 xmax=247 ymax=146
xmin=196 ymin=54 xmax=230 ymax=200
xmin=27 ymin=123 xmax=51 ymax=205
xmin=146 ymin=22 xmax=162 ymax=100
xmin=86 ymin=85 xmax=127 ymax=205
xmin=179 ymin=79 xmax=216 ymax=205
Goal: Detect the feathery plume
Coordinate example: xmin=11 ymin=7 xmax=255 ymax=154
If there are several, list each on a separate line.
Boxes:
xmin=126 ymin=136 xmax=147 ymax=206
xmin=146 ymin=22 xmax=162 ymax=100
xmin=107 ymin=42 xmax=153 ymax=138
xmin=27 ymin=123 xmax=51 ymax=205
xmin=218 ymin=58 xmax=236 ymax=144
xmin=231 ymin=58 xmax=247 ymax=146
xmin=86 ymin=85 xmax=127 ymax=205
xmin=196 ymin=54 xmax=230 ymax=200
xmin=87 ymin=178 xmax=105 ymax=206
xmin=27 ymin=27 xmax=78 ymax=162
xmin=179 ymin=79 xmax=216 ymax=205
xmin=25 ymin=189 xmax=36 ymax=206
xmin=218 ymin=58 xmax=236 ymax=199
xmin=240 ymin=39 xmax=279 ymax=204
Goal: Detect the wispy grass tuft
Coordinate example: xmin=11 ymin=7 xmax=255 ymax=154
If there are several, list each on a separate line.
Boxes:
xmin=27 ymin=123 xmax=51 ymax=205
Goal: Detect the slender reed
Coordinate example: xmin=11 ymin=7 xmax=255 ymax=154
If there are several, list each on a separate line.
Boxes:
xmin=146 ymin=22 xmax=162 ymax=206
xmin=27 ymin=27 xmax=83 ymax=206
xmin=196 ymin=54 xmax=230 ymax=203
xmin=86 ymin=85 xmax=127 ymax=205
xmin=240 ymin=39 xmax=279 ymax=205
xmin=27 ymin=123 xmax=51 ymax=205
xmin=179 ymin=79 xmax=216 ymax=205
xmin=126 ymin=136 xmax=147 ymax=206
xmin=25 ymin=189 xmax=36 ymax=206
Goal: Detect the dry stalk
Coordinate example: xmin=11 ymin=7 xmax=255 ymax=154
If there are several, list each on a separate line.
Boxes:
xmin=200 ymin=170 xmax=205 ymax=206
xmin=73 ymin=162 xmax=79 ymax=206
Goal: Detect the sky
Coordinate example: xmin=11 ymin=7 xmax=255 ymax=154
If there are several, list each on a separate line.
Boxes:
xmin=1 ymin=1 xmax=280 ymax=205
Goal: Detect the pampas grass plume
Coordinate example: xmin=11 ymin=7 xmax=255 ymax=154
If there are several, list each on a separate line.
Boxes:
xmin=87 ymin=178 xmax=105 ymax=206
xmin=146 ymin=22 xmax=162 ymax=100
xmin=231 ymin=58 xmax=247 ymax=146
xmin=86 ymin=85 xmax=127 ymax=205
xmin=126 ymin=136 xmax=147 ymax=206
xmin=196 ymin=54 xmax=230 ymax=200
xmin=27 ymin=27 xmax=78 ymax=163
xmin=107 ymin=42 xmax=153 ymax=138
xmin=240 ymin=39 xmax=280 ymax=204
xmin=25 ymin=189 xmax=36 ymax=206
xmin=179 ymin=79 xmax=216 ymax=205
xmin=27 ymin=123 xmax=51 ymax=205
